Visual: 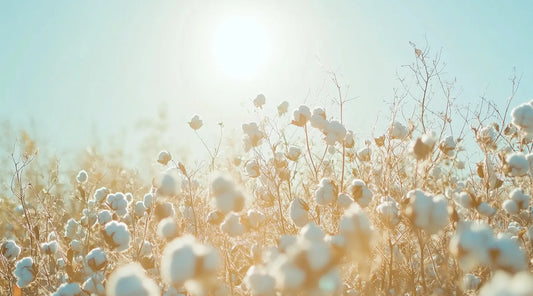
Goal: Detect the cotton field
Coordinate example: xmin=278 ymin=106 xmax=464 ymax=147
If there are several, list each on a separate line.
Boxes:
xmin=3 ymin=67 xmax=533 ymax=295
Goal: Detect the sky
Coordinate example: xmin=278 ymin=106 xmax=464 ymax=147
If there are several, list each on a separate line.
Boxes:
xmin=1 ymin=0 xmax=533 ymax=164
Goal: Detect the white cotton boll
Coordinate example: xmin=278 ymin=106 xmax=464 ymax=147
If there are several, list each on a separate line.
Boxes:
xmin=509 ymin=188 xmax=530 ymax=209
xmin=456 ymin=160 xmax=465 ymax=170
xmin=454 ymin=192 xmax=472 ymax=209
xmin=502 ymin=200 xmax=519 ymax=215
xmin=158 ymin=217 xmax=178 ymax=240
xmin=246 ymin=210 xmax=265 ymax=229
xmin=106 ymin=263 xmax=160 ymax=296
xmin=291 ymin=105 xmax=312 ymax=127
xmin=188 ymin=114 xmax=203 ymax=130
xmin=302 ymin=240 xmax=331 ymax=271
xmin=278 ymin=101 xmax=289 ymax=116
xmin=480 ymin=271 xmax=533 ymax=296
xmin=242 ymin=122 xmax=265 ymax=151
xmin=348 ymin=179 xmax=373 ymax=207
xmin=1 ymin=240 xmax=21 ymax=261
xmin=253 ymin=94 xmax=266 ymax=108
xmin=489 ymin=234 xmax=527 ymax=272
xmin=245 ymin=160 xmax=261 ymax=178
xmin=390 ymin=121 xmax=408 ymax=139
xmin=278 ymin=235 xmax=297 ymax=252
xmin=477 ymin=202 xmax=497 ymax=217
xmin=357 ymin=147 xmax=371 ymax=162
xmin=82 ymin=274 xmax=105 ymax=295
xmin=156 ymin=170 xmax=180 ymax=197
xmin=244 ymin=265 xmax=276 ymax=296
xmin=289 ymin=198 xmax=309 ymax=227
xmin=310 ymin=107 xmax=328 ymax=131
xmin=344 ymin=130 xmax=355 ymax=148
xmin=52 ymin=282 xmax=81 ymax=296
xmin=86 ymin=247 xmax=107 ymax=271
xmin=450 ymin=221 xmax=494 ymax=270
xmin=476 ymin=125 xmax=498 ymax=149
xmin=324 ymin=120 xmax=346 ymax=145
xmin=430 ymin=166 xmax=441 ymax=179
xmin=140 ymin=240 xmax=153 ymax=257
xmin=506 ymin=152 xmax=529 ymax=177
xmin=76 ymin=169 xmax=88 ymax=183
xmin=94 ymin=187 xmax=109 ymax=203
xmin=511 ymin=101 xmax=533 ymax=135
xmin=315 ymin=178 xmax=337 ymax=206
xmin=439 ymin=136 xmax=456 ymax=155
xmin=104 ymin=221 xmax=131 ymax=252
xmin=220 ymin=213 xmax=245 ymax=237
xmin=65 ymin=218 xmax=80 ymax=239
xmin=286 ymin=146 xmax=301 ymax=161
xmin=406 ymin=190 xmax=448 ymax=234
xmin=97 ymin=210 xmax=112 ymax=225
xmin=300 ymin=222 xmax=325 ymax=242
xmin=340 ymin=203 xmax=374 ymax=261
xmin=215 ymin=190 xmax=245 ymax=214
xmin=41 ymin=240 xmax=58 ymax=255
xmin=161 ymin=235 xmax=220 ymax=287
xmin=337 ymin=193 xmax=354 ymax=209
xmin=107 ymin=192 xmax=129 ymax=217
xmin=157 ymin=150 xmax=172 ymax=165
xmin=271 ymin=255 xmax=305 ymax=291
xmin=462 ymin=273 xmax=481 ymax=290
xmin=14 ymin=257 xmax=35 ymax=288
xmin=507 ymin=222 xmax=523 ymax=236
xmin=376 ymin=199 xmax=400 ymax=226
xmin=135 ymin=201 xmax=147 ymax=217
xmin=143 ymin=193 xmax=154 ymax=208
xmin=70 ymin=239 xmax=82 ymax=253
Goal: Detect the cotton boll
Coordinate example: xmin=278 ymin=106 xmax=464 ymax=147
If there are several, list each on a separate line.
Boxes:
xmin=449 ymin=221 xmax=494 ymax=270
xmin=291 ymin=105 xmax=312 ymax=127
xmin=337 ymin=193 xmax=354 ymax=209
xmin=82 ymin=274 xmax=105 ymax=295
xmin=299 ymin=222 xmax=325 ymax=242
xmin=156 ymin=170 xmax=180 ymax=197
xmin=76 ymin=170 xmax=88 ymax=183
xmin=103 ymin=221 xmax=131 ymax=252
xmin=289 ymin=198 xmax=309 ymax=227
xmin=158 ymin=150 xmax=172 ymax=165
xmin=439 ymin=136 xmax=456 ymax=156
xmin=65 ymin=218 xmax=80 ymax=239
xmin=189 ymin=114 xmax=203 ymax=130
xmin=242 ymin=122 xmax=265 ymax=151
xmin=215 ymin=190 xmax=245 ymax=214
xmin=245 ymin=160 xmax=261 ymax=178
xmin=253 ymin=94 xmax=266 ymax=108
xmin=509 ymin=188 xmax=530 ymax=209
xmin=271 ymin=255 xmax=306 ymax=291
xmin=14 ymin=257 xmax=35 ymax=288
xmin=107 ymin=192 xmax=129 ymax=217
xmin=310 ymin=107 xmax=328 ymax=131
xmin=52 ymin=282 xmax=81 ymax=296
xmin=286 ymin=146 xmax=301 ymax=161
xmin=339 ymin=203 xmax=374 ymax=261
xmin=405 ymin=190 xmax=448 ymax=234
xmin=158 ymin=217 xmax=179 ymax=240
xmin=477 ymin=202 xmax=497 ymax=217
xmin=161 ymin=235 xmax=220 ymax=287
xmin=344 ymin=130 xmax=355 ymax=148
xmin=278 ymin=101 xmax=289 ymax=116
xmin=244 ymin=265 xmax=276 ymax=296
xmin=390 ymin=121 xmax=409 ymax=139
xmin=454 ymin=192 xmax=472 ymax=209
xmin=70 ymin=239 xmax=82 ymax=253
xmin=220 ymin=213 xmax=245 ymax=237
xmin=507 ymin=222 xmax=523 ymax=236
xmin=315 ymin=178 xmax=338 ymax=206
xmin=86 ymin=247 xmax=107 ymax=271
xmin=94 ymin=187 xmax=109 ymax=203
xmin=511 ymin=100 xmax=533 ymax=135
xmin=1 ymin=240 xmax=21 ymax=261
xmin=489 ymin=234 xmax=527 ymax=272
xmin=317 ymin=269 xmax=342 ymax=294
xmin=506 ymin=153 xmax=529 ymax=177
xmin=135 ymin=201 xmax=147 ymax=217
xmin=106 ymin=263 xmax=160 ymax=296
xmin=480 ymin=271 xmax=533 ymax=296
xmin=97 ymin=210 xmax=112 ymax=225
xmin=246 ymin=210 xmax=266 ymax=229
xmin=462 ymin=273 xmax=481 ymax=290
xmin=324 ymin=120 xmax=346 ymax=145
xmin=347 ymin=179 xmax=373 ymax=207
xmin=41 ymin=240 xmax=58 ymax=256
xmin=476 ymin=125 xmax=498 ymax=150
xmin=376 ymin=199 xmax=400 ymax=226
xmin=502 ymin=200 xmax=519 ymax=215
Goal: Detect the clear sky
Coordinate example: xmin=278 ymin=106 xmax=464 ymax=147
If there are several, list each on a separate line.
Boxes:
xmin=1 ymin=0 xmax=533 ymax=162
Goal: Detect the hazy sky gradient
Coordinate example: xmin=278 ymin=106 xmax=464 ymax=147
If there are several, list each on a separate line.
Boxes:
xmin=1 ymin=0 xmax=532 ymax=161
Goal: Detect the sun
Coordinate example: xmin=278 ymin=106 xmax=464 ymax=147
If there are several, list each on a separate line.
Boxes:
xmin=213 ymin=15 xmax=270 ymax=79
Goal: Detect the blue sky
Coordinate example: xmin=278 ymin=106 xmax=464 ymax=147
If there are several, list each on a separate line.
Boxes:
xmin=1 ymin=1 xmax=532 ymax=161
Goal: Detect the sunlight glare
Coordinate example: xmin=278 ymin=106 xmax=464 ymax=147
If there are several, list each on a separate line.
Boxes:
xmin=213 ymin=15 xmax=270 ymax=79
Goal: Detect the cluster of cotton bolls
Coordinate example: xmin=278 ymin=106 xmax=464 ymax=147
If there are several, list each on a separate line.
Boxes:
xmin=405 ymin=189 xmax=448 ymax=234
xmin=244 ymin=223 xmax=343 ymax=295
xmin=502 ymin=188 xmax=530 ymax=215
xmin=242 ymin=122 xmax=265 ymax=151
xmin=450 ymin=221 xmax=527 ymax=273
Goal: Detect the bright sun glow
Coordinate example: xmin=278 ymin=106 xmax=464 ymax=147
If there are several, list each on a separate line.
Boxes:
xmin=213 ymin=15 xmax=270 ymax=79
